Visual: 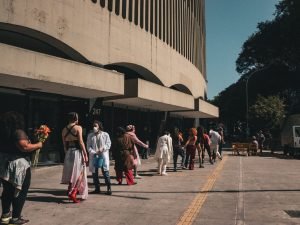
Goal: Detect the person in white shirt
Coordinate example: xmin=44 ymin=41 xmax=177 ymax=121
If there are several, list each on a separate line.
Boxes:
xmin=209 ymin=129 xmax=222 ymax=161
xmin=86 ymin=120 xmax=112 ymax=195
xmin=154 ymin=131 xmax=173 ymax=175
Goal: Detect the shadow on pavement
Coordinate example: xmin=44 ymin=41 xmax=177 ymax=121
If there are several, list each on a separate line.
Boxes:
xmin=26 ymin=196 xmax=69 ymax=204
xmin=111 ymin=188 xmax=300 ymax=194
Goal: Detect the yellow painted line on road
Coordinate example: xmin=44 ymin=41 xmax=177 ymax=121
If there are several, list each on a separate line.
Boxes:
xmin=177 ymin=156 xmax=228 ymax=225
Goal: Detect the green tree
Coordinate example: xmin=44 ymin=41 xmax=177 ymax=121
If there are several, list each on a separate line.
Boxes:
xmin=236 ymin=0 xmax=300 ymax=75
xmin=249 ymin=95 xmax=285 ymax=131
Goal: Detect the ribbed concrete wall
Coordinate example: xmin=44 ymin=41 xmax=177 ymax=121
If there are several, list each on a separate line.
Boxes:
xmin=0 ymin=0 xmax=207 ymax=98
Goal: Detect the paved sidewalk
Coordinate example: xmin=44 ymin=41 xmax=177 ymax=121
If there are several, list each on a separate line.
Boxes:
xmin=1 ymin=152 xmax=300 ymax=225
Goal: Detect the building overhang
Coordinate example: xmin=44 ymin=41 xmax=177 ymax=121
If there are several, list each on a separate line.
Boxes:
xmin=170 ymin=99 xmax=219 ymax=118
xmin=104 ymin=79 xmax=195 ymax=111
xmin=0 ymin=44 xmax=124 ymax=98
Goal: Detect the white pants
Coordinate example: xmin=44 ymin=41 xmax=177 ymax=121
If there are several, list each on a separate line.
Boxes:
xmin=210 ymin=144 xmax=221 ymax=159
xmin=158 ymin=158 xmax=167 ymax=174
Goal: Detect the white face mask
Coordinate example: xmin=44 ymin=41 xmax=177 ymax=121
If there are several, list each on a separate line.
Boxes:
xmin=93 ymin=127 xmax=99 ymax=133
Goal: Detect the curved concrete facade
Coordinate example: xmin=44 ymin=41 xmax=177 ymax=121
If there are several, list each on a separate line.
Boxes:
xmin=0 ymin=0 xmax=207 ymax=98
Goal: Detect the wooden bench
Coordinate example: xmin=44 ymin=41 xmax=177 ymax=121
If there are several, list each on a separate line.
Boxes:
xmin=232 ymin=143 xmax=249 ymax=156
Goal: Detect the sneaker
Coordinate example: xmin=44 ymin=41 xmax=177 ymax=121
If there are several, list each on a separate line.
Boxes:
xmin=8 ymin=217 xmax=29 ymax=225
xmin=199 ymin=165 xmax=204 ymax=168
xmin=1 ymin=212 xmax=12 ymax=223
xmin=134 ymin=175 xmax=142 ymax=179
xmin=161 ymin=173 xmax=168 ymax=176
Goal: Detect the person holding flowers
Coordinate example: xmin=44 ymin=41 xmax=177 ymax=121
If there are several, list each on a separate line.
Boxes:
xmin=31 ymin=124 xmax=51 ymax=167
xmin=0 ymin=111 xmax=43 ymax=225
xmin=61 ymin=112 xmax=88 ymax=203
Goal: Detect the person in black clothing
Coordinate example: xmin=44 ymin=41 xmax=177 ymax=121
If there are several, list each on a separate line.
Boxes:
xmin=0 ymin=111 xmax=43 ymax=225
xmin=172 ymin=128 xmax=185 ymax=171
xmin=141 ymin=126 xmax=151 ymax=159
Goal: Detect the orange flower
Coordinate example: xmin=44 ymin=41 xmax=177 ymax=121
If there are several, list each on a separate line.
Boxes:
xmin=34 ymin=125 xmax=51 ymax=143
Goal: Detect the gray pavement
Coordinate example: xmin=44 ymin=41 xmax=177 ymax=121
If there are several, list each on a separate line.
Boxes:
xmin=1 ymin=151 xmax=300 ymax=225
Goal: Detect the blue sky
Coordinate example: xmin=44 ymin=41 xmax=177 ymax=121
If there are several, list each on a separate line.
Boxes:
xmin=205 ymin=0 xmax=280 ymax=99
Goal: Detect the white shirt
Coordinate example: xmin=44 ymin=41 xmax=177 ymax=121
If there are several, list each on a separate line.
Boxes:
xmin=86 ymin=131 xmax=111 ymax=172
xmin=209 ymin=130 xmax=221 ymax=145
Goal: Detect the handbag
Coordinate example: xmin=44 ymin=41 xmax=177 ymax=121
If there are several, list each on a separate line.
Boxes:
xmin=93 ymin=155 xmax=104 ymax=168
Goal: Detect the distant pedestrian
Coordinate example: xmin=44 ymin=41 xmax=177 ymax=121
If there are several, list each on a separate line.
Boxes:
xmin=209 ymin=129 xmax=222 ymax=161
xmin=126 ymin=125 xmax=149 ymax=179
xmin=218 ymin=127 xmax=225 ymax=157
xmin=61 ymin=112 xmax=88 ymax=203
xmin=195 ymin=127 xmax=204 ymax=168
xmin=257 ymin=130 xmax=265 ymax=154
xmin=172 ymin=127 xmax=185 ymax=171
xmin=155 ymin=131 xmax=173 ymax=175
xmin=86 ymin=120 xmax=112 ymax=195
xmin=265 ymin=130 xmax=272 ymax=150
xmin=184 ymin=128 xmax=198 ymax=170
xmin=141 ymin=126 xmax=151 ymax=159
xmin=0 ymin=111 xmax=43 ymax=225
xmin=111 ymin=127 xmax=136 ymax=185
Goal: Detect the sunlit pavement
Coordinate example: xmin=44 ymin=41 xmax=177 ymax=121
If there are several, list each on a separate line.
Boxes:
xmin=1 ymin=151 xmax=300 ymax=225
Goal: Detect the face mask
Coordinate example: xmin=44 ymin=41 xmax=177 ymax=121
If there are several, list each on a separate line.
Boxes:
xmin=93 ymin=127 xmax=99 ymax=133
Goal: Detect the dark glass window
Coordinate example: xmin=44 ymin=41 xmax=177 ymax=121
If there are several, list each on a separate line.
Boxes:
xmin=140 ymin=0 xmax=144 ymax=28
xmin=173 ymin=0 xmax=175 ymax=49
xmin=100 ymin=0 xmax=105 ymax=8
xmin=163 ymin=0 xmax=165 ymax=42
xmin=108 ymin=0 xmax=113 ymax=12
xmin=115 ymin=0 xmax=120 ymax=15
xmin=166 ymin=0 xmax=169 ymax=44
xmin=158 ymin=0 xmax=161 ymax=39
xmin=150 ymin=0 xmax=153 ymax=34
xmin=129 ymin=0 xmax=133 ymax=22
xmin=169 ymin=0 xmax=172 ymax=46
xmin=155 ymin=0 xmax=158 ymax=37
xmin=145 ymin=0 xmax=149 ymax=31
xmin=122 ymin=0 xmax=127 ymax=19
xmin=134 ymin=0 xmax=138 ymax=25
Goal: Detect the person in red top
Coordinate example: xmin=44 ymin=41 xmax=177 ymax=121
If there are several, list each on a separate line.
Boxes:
xmin=184 ymin=128 xmax=197 ymax=170
xmin=197 ymin=127 xmax=213 ymax=165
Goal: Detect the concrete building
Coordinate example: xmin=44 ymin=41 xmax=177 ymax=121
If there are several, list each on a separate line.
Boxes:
xmin=0 ymin=0 xmax=218 ymax=163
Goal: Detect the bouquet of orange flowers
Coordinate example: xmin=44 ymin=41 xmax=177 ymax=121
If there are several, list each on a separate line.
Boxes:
xmin=31 ymin=125 xmax=51 ymax=167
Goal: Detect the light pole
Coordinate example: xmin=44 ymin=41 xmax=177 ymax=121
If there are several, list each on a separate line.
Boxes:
xmin=245 ymin=65 xmax=272 ymax=139
xmin=245 ymin=75 xmax=250 ymax=139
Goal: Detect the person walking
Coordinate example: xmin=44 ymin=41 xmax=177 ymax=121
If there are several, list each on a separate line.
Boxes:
xmin=111 ymin=127 xmax=136 ymax=185
xmin=0 ymin=111 xmax=43 ymax=225
xmin=154 ymin=131 xmax=173 ymax=175
xmin=172 ymin=127 xmax=185 ymax=171
xmin=209 ymin=129 xmax=222 ymax=162
xmin=200 ymin=128 xmax=213 ymax=164
xmin=257 ymin=130 xmax=265 ymax=155
xmin=126 ymin=125 xmax=149 ymax=179
xmin=184 ymin=128 xmax=198 ymax=170
xmin=218 ymin=127 xmax=225 ymax=157
xmin=86 ymin=120 xmax=112 ymax=195
xmin=61 ymin=112 xmax=88 ymax=203
xmin=195 ymin=128 xmax=205 ymax=168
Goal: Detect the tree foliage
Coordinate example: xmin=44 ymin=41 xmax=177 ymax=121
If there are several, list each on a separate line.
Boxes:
xmin=249 ymin=95 xmax=285 ymax=130
xmin=236 ymin=0 xmax=300 ymax=75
